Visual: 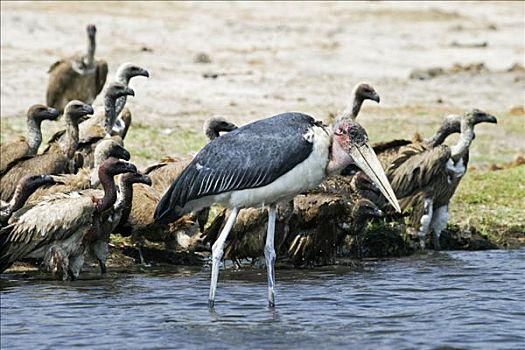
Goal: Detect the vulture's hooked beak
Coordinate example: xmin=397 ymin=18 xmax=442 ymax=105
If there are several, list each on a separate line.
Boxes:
xmin=348 ymin=143 xmax=401 ymax=213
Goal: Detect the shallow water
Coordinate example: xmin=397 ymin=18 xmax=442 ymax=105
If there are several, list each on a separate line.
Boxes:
xmin=1 ymin=249 xmax=524 ymax=350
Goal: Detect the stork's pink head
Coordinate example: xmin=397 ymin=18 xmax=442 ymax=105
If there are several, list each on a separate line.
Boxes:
xmin=332 ymin=119 xmax=401 ymax=213
xmin=333 ymin=120 xmax=368 ymax=150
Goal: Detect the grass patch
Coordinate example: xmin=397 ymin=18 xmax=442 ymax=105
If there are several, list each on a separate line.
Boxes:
xmin=450 ymin=166 xmax=525 ymax=244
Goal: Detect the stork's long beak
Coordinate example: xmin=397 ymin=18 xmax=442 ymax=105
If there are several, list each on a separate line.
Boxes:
xmin=348 ymin=143 xmax=401 ymax=213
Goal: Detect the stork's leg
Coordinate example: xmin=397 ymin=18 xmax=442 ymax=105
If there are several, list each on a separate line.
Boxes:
xmin=417 ymin=198 xmax=434 ymax=250
xmin=265 ymin=204 xmax=277 ymax=307
xmin=430 ymin=205 xmax=448 ymax=250
xmin=209 ymin=207 xmax=239 ymax=308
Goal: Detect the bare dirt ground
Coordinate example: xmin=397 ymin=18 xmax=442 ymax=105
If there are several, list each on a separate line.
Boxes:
xmin=1 ymin=1 xmax=524 ymax=168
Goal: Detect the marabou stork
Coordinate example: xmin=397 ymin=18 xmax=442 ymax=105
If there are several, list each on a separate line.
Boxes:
xmin=154 ymin=112 xmax=400 ymax=308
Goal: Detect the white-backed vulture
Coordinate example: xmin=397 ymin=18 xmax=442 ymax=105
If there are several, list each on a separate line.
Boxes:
xmin=88 ymin=171 xmax=150 ymax=274
xmin=0 ymin=101 xmax=94 ymax=201
xmin=0 ymin=158 xmax=137 ymax=280
xmin=111 ymin=63 xmax=149 ymax=137
xmin=46 ymin=24 xmax=108 ymax=113
xmin=387 ymin=109 xmax=497 ymax=249
xmin=114 ymin=173 xmax=199 ymax=264
xmin=0 ymin=105 xmax=59 ymax=173
xmin=332 ymin=82 xmax=380 ymax=125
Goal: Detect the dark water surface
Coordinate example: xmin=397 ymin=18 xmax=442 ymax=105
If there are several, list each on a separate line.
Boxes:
xmin=1 ymin=249 xmax=524 ymax=350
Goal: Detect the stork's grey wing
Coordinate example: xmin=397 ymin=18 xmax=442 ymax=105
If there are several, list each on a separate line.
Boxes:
xmin=155 ymin=113 xmax=325 ymax=223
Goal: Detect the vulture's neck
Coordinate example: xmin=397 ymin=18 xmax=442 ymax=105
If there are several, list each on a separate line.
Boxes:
xmin=450 ymin=124 xmax=474 ymax=162
xmin=26 ymin=118 xmax=42 ymax=155
xmin=114 ymin=177 xmax=134 ymax=226
xmin=96 ymin=172 xmax=118 ymax=213
xmin=104 ymin=96 xmax=117 ymax=135
xmin=63 ymin=116 xmax=80 ymax=159
xmin=334 ymin=94 xmax=363 ymax=126
xmin=86 ymin=35 xmax=96 ymax=67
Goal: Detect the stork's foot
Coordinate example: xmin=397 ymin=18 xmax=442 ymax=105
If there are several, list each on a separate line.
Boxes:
xmin=268 ymin=288 xmax=275 ymax=308
xmin=208 ymin=298 xmax=215 ymax=309
xmin=98 ymin=259 xmax=107 ymax=275
xmin=67 ymin=270 xmax=77 ymax=281
xmin=433 ymin=235 xmax=441 ymax=251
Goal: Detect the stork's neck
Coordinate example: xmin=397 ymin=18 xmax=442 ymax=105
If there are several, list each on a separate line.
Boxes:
xmin=326 ymin=138 xmax=354 ymax=175
xmin=86 ymin=34 xmax=96 ymax=67
xmin=96 ymin=172 xmax=118 ymax=213
xmin=63 ymin=116 xmax=80 ymax=159
xmin=104 ymin=96 xmax=117 ymax=135
xmin=26 ymin=118 xmax=42 ymax=155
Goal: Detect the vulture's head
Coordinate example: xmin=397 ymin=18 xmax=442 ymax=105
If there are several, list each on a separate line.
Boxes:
xmin=469 ymin=109 xmax=497 ymax=126
xmin=87 ymin=24 xmax=97 ymax=38
xmin=120 ymin=172 xmax=152 ymax=187
xmin=99 ymin=157 xmax=137 ymax=178
xmin=116 ymin=63 xmax=150 ymax=83
xmin=105 ymin=82 xmax=135 ymax=101
xmin=64 ymin=100 xmax=94 ymax=122
xmin=94 ymin=139 xmax=131 ymax=165
xmin=352 ymin=198 xmax=383 ymax=220
xmin=27 ymin=104 xmax=60 ymax=123
xmin=203 ymin=117 xmax=238 ymax=140
xmin=354 ymin=83 xmax=380 ymax=103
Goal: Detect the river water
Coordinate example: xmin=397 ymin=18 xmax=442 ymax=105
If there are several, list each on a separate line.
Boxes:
xmin=1 ymin=249 xmax=524 ymax=350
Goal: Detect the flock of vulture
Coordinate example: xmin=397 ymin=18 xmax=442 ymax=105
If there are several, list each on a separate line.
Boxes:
xmin=0 ymin=25 xmax=497 ymax=304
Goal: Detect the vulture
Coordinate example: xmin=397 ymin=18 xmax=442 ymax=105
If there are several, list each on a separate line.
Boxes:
xmin=114 ymin=172 xmax=199 ymax=264
xmin=0 ymin=105 xmax=59 ymax=173
xmin=0 ymin=175 xmax=59 ymax=227
xmin=332 ymin=82 xmax=380 ymax=125
xmin=46 ymin=24 xmax=108 ymax=113
xmin=0 ymin=101 xmax=94 ymax=201
xmin=111 ymin=63 xmax=149 ymax=137
xmin=88 ymin=170 xmax=150 ymax=274
xmin=386 ymin=109 xmax=497 ymax=249
xmin=25 ymin=139 xmax=130 ymax=205
xmin=371 ymin=111 xmax=500 ymax=171
xmin=0 ymin=158 xmax=137 ymax=280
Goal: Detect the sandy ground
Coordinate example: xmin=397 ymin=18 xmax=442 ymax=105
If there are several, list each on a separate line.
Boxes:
xmin=1 ymin=1 xmax=524 ymax=166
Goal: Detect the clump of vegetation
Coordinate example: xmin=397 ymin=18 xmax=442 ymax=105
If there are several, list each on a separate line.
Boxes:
xmin=361 ymin=220 xmax=414 ymax=258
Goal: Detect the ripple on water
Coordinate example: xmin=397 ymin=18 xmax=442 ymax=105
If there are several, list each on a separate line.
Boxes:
xmin=1 ymin=249 xmax=525 ymax=350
